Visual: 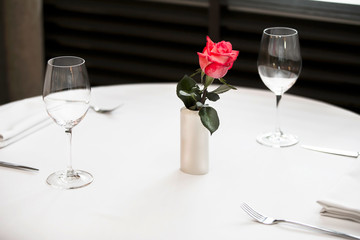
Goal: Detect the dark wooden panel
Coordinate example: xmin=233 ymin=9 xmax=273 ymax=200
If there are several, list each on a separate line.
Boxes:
xmin=0 ymin=0 xmax=9 ymax=104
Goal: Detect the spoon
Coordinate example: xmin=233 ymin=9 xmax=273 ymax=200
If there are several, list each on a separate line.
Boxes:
xmin=90 ymin=104 xmax=123 ymax=114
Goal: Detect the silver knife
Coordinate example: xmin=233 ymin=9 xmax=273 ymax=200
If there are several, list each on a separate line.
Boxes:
xmin=301 ymin=145 xmax=359 ymax=158
xmin=0 ymin=161 xmax=39 ymax=171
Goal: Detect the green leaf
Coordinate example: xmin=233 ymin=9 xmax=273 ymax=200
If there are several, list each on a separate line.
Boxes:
xmin=204 ymin=75 xmax=214 ymax=89
xmin=196 ymin=101 xmax=203 ymax=108
xmin=176 ymin=75 xmax=200 ymax=109
xmin=179 ymin=90 xmax=192 ymax=97
xmin=211 ymin=84 xmax=233 ymax=94
xmin=189 ymin=105 xmax=198 ymax=110
xmin=199 ymin=106 xmax=219 ymax=135
xmin=206 ymin=92 xmax=220 ymax=101
xmin=219 ymin=78 xmax=237 ymax=90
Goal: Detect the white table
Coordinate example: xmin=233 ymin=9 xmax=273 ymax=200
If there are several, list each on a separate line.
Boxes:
xmin=0 ymin=83 xmax=359 ymax=239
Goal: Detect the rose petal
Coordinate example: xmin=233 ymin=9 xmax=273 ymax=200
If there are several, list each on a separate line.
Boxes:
xmin=204 ymin=62 xmax=229 ymax=79
xmin=215 ymin=41 xmax=233 ymax=54
xmin=198 ymin=52 xmax=209 ymax=72
xmin=227 ymin=50 xmax=239 ymax=70
xmin=206 ymin=36 xmax=214 ymax=45
xmin=231 ymin=50 xmax=239 ymax=59
xmin=208 ymin=54 xmax=230 ymax=65
xmin=206 ymin=36 xmax=215 ymax=53
xmin=209 ymin=51 xmax=238 ymax=66
xmin=210 ymin=51 xmax=235 ymax=58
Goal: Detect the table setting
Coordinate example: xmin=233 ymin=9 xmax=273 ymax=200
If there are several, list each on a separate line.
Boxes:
xmin=0 ymin=28 xmax=359 ymax=239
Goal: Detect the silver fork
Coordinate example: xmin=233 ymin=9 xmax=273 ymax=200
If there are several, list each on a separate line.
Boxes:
xmin=241 ymin=203 xmax=360 ymax=240
xmin=90 ymin=104 xmax=123 ymax=114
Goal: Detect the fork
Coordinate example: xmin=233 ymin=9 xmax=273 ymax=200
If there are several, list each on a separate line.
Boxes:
xmin=90 ymin=104 xmax=123 ymax=114
xmin=241 ymin=203 xmax=360 ymax=240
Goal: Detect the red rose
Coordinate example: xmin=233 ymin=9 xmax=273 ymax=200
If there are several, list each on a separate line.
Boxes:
xmin=197 ymin=36 xmax=239 ymax=79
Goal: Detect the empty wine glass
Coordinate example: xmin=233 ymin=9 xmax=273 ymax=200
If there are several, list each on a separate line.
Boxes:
xmin=257 ymin=27 xmax=302 ymax=147
xmin=43 ymin=56 xmax=92 ymax=189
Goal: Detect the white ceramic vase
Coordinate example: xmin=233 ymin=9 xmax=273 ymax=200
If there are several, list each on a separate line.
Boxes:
xmin=180 ymin=107 xmax=209 ymax=175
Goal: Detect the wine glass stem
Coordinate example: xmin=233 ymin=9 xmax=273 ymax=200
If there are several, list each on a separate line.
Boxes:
xmin=65 ymin=128 xmax=75 ymax=177
xmin=275 ymin=94 xmax=283 ymax=136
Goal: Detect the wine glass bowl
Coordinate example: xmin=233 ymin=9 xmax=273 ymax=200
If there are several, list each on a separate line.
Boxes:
xmin=44 ymin=90 xmax=90 ymax=129
xmin=257 ymin=27 xmax=302 ymax=147
xmin=43 ymin=56 xmax=93 ymax=189
xmin=257 ymin=65 xmax=298 ymax=95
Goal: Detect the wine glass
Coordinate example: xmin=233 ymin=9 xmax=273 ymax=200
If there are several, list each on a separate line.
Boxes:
xmin=43 ymin=56 xmax=92 ymax=189
xmin=257 ymin=27 xmax=302 ymax=147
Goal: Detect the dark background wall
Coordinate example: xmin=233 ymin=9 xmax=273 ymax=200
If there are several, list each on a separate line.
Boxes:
xmin=0 ymin=0 xmax=9 ymax=103
xmin=42 ymin=0 xmax=360 ymax=112
xmin=1 ymin=0 xmax=44 ymax=104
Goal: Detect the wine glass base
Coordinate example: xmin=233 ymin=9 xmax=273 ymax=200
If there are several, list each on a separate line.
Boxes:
xmin=46 ymin=170 xmax=93 ymax=189
xmin=257 ymin=132 xmax=298 ymax=148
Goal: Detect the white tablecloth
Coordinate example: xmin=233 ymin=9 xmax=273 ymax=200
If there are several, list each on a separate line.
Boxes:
xmin=0 ymin=83 xmax=359 ymax=239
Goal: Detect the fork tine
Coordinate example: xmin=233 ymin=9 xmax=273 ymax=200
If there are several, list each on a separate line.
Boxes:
xmin=241 ymin=203 xmax=259 ymax=220
xmin=241 ymin=203 xmax=265 ymax=221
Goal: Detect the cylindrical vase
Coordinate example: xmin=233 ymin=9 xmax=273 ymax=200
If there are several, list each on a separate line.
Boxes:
xmin=180 ymin=107 xmax=209 ymax=175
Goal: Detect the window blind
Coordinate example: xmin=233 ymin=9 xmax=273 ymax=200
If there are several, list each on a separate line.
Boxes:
xmin=43 ymin=0 xmax=360 ymax=112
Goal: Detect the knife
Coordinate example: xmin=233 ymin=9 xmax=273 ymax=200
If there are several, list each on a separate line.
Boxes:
xmin=0 ymin=161 xmax=39 ymax=171
xmin=301 ymin=145 xmax=359 ymax=158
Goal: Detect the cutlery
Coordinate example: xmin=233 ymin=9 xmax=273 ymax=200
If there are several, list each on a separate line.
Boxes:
xmin=301 ymin=145 xmax=359 ymax=158
xmin=241 ymin=203 xmax=360 ymax=240
xmin=0 ymin=119 xmax=51 ymax=149
xmin=90 ymin=104 xmax=123 ymax=114
xmin=0 ymin=161 xmax=39 ymax=171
